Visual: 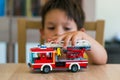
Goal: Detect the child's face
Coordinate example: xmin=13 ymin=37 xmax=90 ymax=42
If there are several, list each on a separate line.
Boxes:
xmin=42 ymin=9 xmax=78 ymax=40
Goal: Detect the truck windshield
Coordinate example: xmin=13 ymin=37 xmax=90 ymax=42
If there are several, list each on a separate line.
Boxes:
xmin=30 ymin=53 xmax=34 ymax=63
xmin=30 ymin=53 xmax=41 ymax=63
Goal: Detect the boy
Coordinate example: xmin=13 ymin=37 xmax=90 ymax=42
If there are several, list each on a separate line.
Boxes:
xmin=40 ymin=0 xmax=107 ymax=64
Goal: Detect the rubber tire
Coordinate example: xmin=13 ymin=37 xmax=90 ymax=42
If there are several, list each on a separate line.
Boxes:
xmin=71 ymin=65 xmax=78 ymax=72
xmin=43 ymin=66 xmax=50 ymax=73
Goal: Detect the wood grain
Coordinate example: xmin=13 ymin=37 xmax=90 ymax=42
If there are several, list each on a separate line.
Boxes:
xmin=0 ymin=64 xmax=120 ymax=80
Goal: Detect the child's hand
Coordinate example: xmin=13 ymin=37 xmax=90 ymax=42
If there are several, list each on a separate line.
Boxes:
xmin=48 ymin=31 xmax=87 ymax=47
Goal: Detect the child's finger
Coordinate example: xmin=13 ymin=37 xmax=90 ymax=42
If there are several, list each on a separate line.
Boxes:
xmin=50 ymin=34 xmax=66 ymax=42
xmin=64 ymin=34 xmax=73 ymax=47
xmin=71 ymin=34 xmax=82 ymax=46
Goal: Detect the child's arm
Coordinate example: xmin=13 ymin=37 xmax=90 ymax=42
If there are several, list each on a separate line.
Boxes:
xmin=84 ymin=33 xmax=108 ymax=65
xmin=49 ymin=31 xmax=108 ymax=65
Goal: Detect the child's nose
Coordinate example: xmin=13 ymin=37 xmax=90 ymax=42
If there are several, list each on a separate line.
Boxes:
xmin=54 ymin=27 xmax=63 ymax=36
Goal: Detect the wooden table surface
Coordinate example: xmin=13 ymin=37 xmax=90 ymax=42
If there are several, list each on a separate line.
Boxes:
xmin=0 ymin=63 xmax=120 ymax=80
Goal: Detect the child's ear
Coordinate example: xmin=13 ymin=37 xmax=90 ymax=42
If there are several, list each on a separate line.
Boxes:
xmin=79 ymin=28 xmax=86 ymax=32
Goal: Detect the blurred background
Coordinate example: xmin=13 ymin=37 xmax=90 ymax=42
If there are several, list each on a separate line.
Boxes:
xmin=0 ymin=0 xmax=120 ymax=63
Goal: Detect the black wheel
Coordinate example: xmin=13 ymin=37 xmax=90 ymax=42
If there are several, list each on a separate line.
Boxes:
xmin=43 ymin=66 xmax=50 ymax=73
xmin=71 ymin=64 xmax=78 ymax=72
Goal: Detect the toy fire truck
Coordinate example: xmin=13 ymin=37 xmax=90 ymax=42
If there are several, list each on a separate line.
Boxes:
xmin=28 ymin=40 xmax=91 ymax=73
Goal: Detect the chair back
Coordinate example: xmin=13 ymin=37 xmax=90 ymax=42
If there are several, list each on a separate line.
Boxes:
xmin=17 ymin=18 xmax=105 ymax=63
xmin=18 ymin=18 xmax=43 ymax=63
xmin=84 ymin=20 xmax=105 ymax=46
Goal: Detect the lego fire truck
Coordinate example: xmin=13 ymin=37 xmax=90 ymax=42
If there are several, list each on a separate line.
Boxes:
xmin=28 ymin=40 xmax=91 ymax=73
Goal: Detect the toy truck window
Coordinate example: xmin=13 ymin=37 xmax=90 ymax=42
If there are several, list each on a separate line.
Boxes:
xmin=33 ymin=53 xmax=40 ymax=59
xmin=30 ymin=53 xmax=34 ymax=63
xmin=75 ymin=42 xmax=79 ymax=46
xmin=46 ymin=52 xmax=52 ymax=59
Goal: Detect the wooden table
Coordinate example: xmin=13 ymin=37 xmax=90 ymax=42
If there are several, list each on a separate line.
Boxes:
xmin=0 ymin=63 xmax=120 ymax=80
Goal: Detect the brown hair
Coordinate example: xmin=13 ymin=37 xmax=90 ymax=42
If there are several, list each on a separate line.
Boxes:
xmin=41 ymin=0 xmax=85 ymax=30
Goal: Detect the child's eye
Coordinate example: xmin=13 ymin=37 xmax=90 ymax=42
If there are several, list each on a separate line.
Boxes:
xmin=64 ymin=27 xmax=71 ymax=31
xmin=47 ymin=27 xmax=55 ymax=30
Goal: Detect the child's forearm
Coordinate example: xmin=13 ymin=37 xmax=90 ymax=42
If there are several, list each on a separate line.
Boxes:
xmin=85 ymin=34 xmax=108 ymax=65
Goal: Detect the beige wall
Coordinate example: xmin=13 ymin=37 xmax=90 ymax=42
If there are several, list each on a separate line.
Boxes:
xmin=83 ymin=0 xmax=95 ymax=21
xmin=95 ymin=0 xmax=120 ymax=41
